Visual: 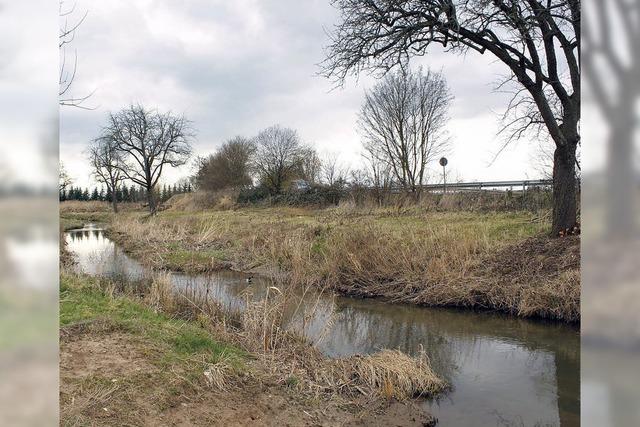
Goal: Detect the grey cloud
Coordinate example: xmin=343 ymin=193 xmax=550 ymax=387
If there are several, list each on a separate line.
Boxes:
xmin=61 ymin=0 xmax=543 ymax=188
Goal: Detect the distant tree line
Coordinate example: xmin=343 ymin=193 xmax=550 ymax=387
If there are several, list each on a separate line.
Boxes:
xmin=60 ymin=182 xmax=192 ymax=203
xmin=72 ymin=70 xmax=450 ymax=211
xmin=194 ymin=67 xmax=452 ymax=206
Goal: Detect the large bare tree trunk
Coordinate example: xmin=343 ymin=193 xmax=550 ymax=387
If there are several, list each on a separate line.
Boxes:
xmin=552 ymin=142 xmax=578 ymax=235
xmin=110 ymin=180 xmax=119 ymax=214
xmin=147 ymin=186 xmax=157 ymax=215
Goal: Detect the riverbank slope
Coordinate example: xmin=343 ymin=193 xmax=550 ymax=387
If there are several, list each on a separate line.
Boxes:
xmin=60 ymin=201 xmax=580 ymax=322
xmin=60 ymin=271 xmax=444 ymax=426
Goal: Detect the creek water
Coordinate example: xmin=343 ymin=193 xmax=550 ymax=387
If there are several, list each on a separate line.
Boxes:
xmin=65 ymin=224 xmax=579 ymax=426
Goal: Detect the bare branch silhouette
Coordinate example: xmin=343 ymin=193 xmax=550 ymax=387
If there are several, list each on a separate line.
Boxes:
xmin=59 ymin=1 xmax=94 ymax=109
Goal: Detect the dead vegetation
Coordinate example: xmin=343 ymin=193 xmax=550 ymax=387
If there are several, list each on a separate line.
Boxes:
xmin=331 ymin=235 xmax=580 ymax=322
xmin=170 ymin=273 xmax=448 ymax=402
xmin=60 ymin=268 xmax=445 ymax=426
xmin=95 ymin=203 xmax=578 ymax=321
xmin=333 ymin=349 xmax=446 ymax=400
xmin=164 ymin=190 xmax=239 ymax=211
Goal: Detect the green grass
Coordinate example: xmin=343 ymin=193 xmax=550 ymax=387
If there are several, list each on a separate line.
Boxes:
xmin=60 ymin=272 xmax=245 ymax=369
xmin=60 ymin=211 xmax=112 ymax=228
xmin=60 ymin=216 xmax=86 ymax=231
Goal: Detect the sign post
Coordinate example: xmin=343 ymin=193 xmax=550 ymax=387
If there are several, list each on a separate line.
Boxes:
xmin=439 ymin=157 xmax=448 ymax=194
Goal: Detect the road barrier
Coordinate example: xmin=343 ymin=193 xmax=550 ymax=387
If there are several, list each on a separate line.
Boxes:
xmin=417 ymin=179 xmax=552 ymax=192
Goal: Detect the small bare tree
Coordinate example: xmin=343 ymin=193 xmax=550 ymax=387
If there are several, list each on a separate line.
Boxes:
xmin=104 ymin=105 xmax=193 ymax=214
xmin=363 ymin=149 xmax=394 ymax=206
xmin=252 ymin=125 xmax=305 ymax=195
xmin=321 ymin=152 xmax=350 ymax=186
xmin=359 ymin=68 xmax=452 ymax=198
xmin=59 ymin=162 xmax=73 ymax=194
xmin=88 ymin=136 xmax=125 ymax=213
xmin=194 ymin=136 xmax=256 ymax=192
xmin=298 ymin=147 xmax=322 ymax=185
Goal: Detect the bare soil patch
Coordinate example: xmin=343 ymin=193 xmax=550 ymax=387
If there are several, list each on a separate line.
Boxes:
xmin=60 ymin=318 xmax=435 ymax=426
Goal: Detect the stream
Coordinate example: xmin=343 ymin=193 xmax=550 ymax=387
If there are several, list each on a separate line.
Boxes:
xmin=65 ymin=224 xmax=579 ymax=426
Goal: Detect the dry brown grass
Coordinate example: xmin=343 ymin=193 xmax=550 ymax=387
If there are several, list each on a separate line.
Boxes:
xmin=66 ymin=268 xmax=446 ymax=409
xmin=60 ymin=200 xmax=113 ymax=213
xmin=203 ymin=357 xmax=234 ymax=390
xmin=166 ymin=190 xmax=239 ymax=212
xmin=146 ymin=273 xmax=175 ymax=313
xmin=331 ymin=235 xmax=581 ymax=322
xmin=225 ymin=277 xmax=447 ymax=401
xmin=92 ymin=205 xmax=578 ymax=321
xmin=60 ymin=382 xmax=120 ymax=424
xmin=241 ymin=286 xmax=289 ymax=353
xmin=235 ymin=302 xmax=447 ymax=402
xmin=334 ymin=348 xmax=447 ymax=400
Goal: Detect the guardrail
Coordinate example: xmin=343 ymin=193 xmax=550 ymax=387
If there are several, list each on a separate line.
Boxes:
xmin=419 ymin=179 xmax=552 ymax=191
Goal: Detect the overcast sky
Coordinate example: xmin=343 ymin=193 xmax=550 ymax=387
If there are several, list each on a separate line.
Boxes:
xmin=60 ymin=0 xmax=549 ymax=189
xmin=1 ymin=0 xmax=57 ymax=188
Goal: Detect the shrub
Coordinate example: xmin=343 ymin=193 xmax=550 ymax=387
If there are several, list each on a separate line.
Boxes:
xmin=237 ymin=185 xmax=271 ymax=204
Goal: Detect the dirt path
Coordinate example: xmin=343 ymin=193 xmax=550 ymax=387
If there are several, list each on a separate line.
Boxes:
xmin=60 ymin=324 xmax=435 ymax=426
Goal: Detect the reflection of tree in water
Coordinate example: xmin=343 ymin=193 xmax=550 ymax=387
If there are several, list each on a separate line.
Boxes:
xmin=67 ymin=228 xmax=146 ymax=281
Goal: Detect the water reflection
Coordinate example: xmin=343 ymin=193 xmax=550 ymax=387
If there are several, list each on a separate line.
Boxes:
xmin=65 ymin=225 xmax=579 ymax=426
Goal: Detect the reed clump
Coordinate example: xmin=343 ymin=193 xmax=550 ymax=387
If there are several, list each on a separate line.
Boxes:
xmin=146 ymin=272 xmax=175 ymax=313
xmin=240 ymin=286 xmax=288 ymax=353
xmin=333 ymin=349 xmax=447 ymax=400
xmin=226 ymin=277 xmax=447 ymax=401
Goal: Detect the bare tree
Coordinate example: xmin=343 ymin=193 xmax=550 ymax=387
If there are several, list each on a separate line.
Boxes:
xmin=322 ymin=0 xmax=580 ymax=235
xmin=358 ymin=68 xmax=452 ymax=198
xmin=194 ymin=136 xmax=256 ymax=192
xmin=59 ymin=1 xmax=92 ymax=108
xmin=347 ymin=167 xmax=370 ymax=205
xmin=298 ymin=147 xmax=322 ymax=185
xmin=321 ymin=152 xmax=350 ymax=186
xmin=59 ymin=161 xmax=72 ymax=194
xmin=88 ymin=136 xmax=125 ymax=213
xmin=252 ymin=125 xmax=305 ymax=195
xmin=104 ymin=105 xmax=193 ymax=214
xmin=363 ymin=148 xmax=394 ymax=206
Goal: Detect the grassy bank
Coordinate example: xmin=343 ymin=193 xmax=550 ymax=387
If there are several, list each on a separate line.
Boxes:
xmin=60 ymin=272 xmax=244 ymax=426
xmin=60 ymin=270 xmax=445 ymax=426
xmin=60 ymin=200 xmax=129 ymax=231
xmin=61 ymin=201 xmax=580 ymax=322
